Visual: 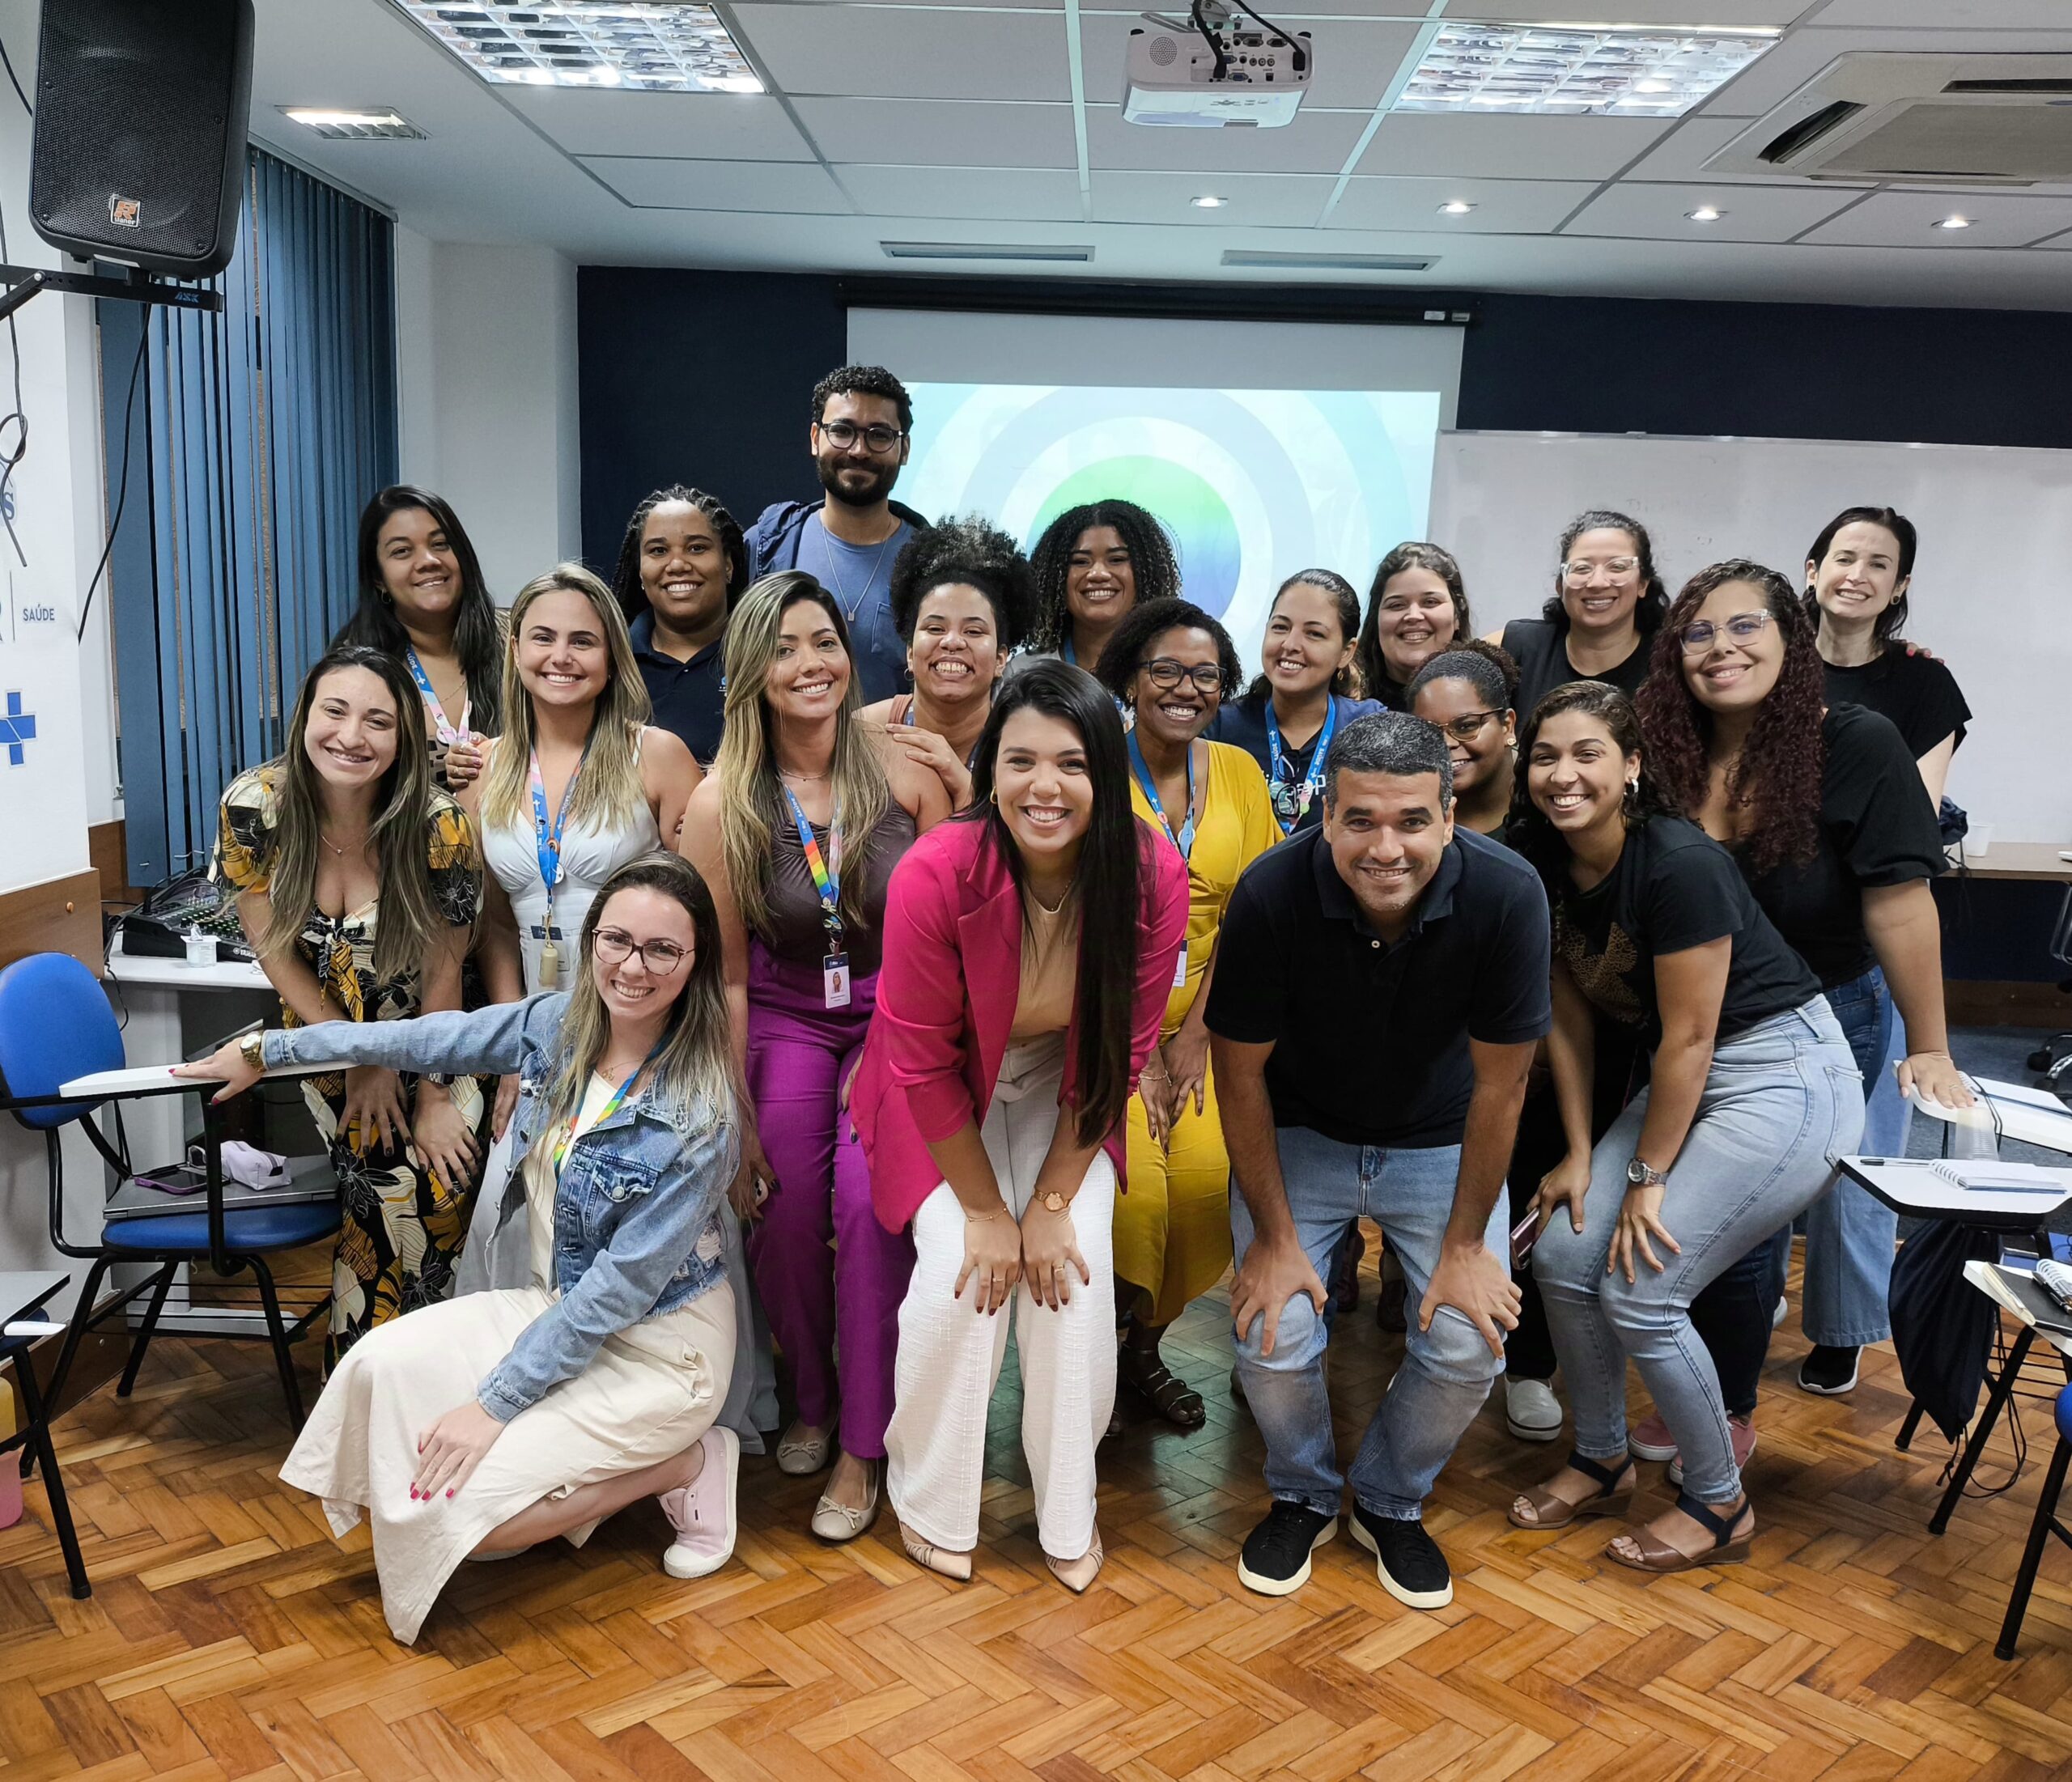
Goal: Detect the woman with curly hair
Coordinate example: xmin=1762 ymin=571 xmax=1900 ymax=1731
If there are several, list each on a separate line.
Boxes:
xmin=1495 ymin=510 xmax=1670 ymax=719
xmin=610 ymin=486 xmax=751 ymax=768
xmin=214 ymin=646 xmax=485 ymax=1364
xmin=860 ymin=516 xmax=1036 ymax=809
xmin=1634 ymin=560 xmax=1970 ymax=1423
xmin=1505 ymin=682 xmax=1858 ymax=1572
xmin=1094 ymin=598 xmax=1278 ymax=1428
xmin=1357 ymin=542 xmax=1471 ymax=710
xmin=1022 ymin=499 xmax=1182 ymax=676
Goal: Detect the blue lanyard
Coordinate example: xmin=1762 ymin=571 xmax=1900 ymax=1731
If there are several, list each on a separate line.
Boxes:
xmin=404 ymin=646 xmax=466 ymax=745
xmin=779 ymin=783 xmax=845 ymax=954
xmin=529 ymin=742 xmax=590 ymax=913
xmin=1128 ymin=732 xmax=1195 ymax=860
xmin=1264 ymin=697 xmax=1336 ymax=837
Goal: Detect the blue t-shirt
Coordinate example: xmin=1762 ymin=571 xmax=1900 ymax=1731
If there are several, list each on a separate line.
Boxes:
xmin=792 ymin=515 xmax=912 ymax=706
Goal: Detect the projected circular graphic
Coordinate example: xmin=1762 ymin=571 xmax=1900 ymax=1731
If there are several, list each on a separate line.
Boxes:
xmin=1030 ymin=457 xmax=1242 ymax=615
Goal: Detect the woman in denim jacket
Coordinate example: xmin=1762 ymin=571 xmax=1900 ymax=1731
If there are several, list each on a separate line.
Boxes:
xmin=184 ymin=854 xmax=747 ymax=1644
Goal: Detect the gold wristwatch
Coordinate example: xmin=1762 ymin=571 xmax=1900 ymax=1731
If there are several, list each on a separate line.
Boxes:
xmin=239 ymin=1030 xmax=266 ymax=1073
xmin=1039 ymin=1189 xmax=1071 ymax=1214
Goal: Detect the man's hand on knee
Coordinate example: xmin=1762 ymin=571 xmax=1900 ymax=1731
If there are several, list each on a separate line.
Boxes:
xmin=1231 ymin=1231 xmax=1328 ymax=1359
xmin=1420 ymin=1239 xmax=1521 ymax=1361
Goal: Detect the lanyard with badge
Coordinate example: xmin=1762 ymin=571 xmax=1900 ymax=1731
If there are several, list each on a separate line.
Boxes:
xmin=550 ymin=1037 xmax=665 ymax=1174
xmin=403 ymin=645 xmax=471 ymax=747
xmin=1127 ymin=732 xmax=1195 ymax=990
xmin=781 ymin=783 xmax=851 ymax=1008
xmin=529 ymin=742 xmax=590 ymax=988
xmin=1264 ymin=696 xmax=1336 ymax=838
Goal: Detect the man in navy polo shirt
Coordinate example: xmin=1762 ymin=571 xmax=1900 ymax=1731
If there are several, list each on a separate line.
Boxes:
xmin=1206 ymin=711 xmax=1550 ymax=1609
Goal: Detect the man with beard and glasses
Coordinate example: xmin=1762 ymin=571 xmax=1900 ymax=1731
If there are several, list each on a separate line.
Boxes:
xmin=745 ymin=365 xmax=934 ymax=704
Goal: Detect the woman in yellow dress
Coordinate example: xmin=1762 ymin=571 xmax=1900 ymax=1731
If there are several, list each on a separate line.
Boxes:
xmin=1094 ymin=598 xmax=1279 ymax=1428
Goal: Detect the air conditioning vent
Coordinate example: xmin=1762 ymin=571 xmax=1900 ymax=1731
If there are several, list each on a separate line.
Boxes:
xmin=1221 ymin=250 xmax=1434 ymax=272
xmin=879 ymin=241 xmax=1093 ymax=263
xmin=1706 ymin=52 xmax=2072 ymax=185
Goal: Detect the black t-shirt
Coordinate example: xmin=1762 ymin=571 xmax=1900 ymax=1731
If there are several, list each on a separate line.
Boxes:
xmin=1821 ymin=647 xmax=1969 ymax=761
xmin=1739 ymin=704 xmax=1947 ymax=988
xmin=630 ymin=611 xmax=726 ymax=766
xmin=1501 ymin=616 xmax=1652 ymax=720
xmin=1206 ymin=826 xmax=1552 ymax=1148
xmin=1550 ymin=815 xmax=1819 ymax=1046
xmin=1204 ymin=693 xmax=1384 ymax=835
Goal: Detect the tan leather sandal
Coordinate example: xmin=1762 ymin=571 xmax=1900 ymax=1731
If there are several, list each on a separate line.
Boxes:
xmin=1509 ymin=1451 xmax=1635 ymax=1531
xmin=1607 ymin=1492 xmax=1752 ymax=1573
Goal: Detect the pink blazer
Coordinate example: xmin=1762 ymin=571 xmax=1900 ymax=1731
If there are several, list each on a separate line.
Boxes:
xmin=851 ymin=815 xmax=1190 ymax=1233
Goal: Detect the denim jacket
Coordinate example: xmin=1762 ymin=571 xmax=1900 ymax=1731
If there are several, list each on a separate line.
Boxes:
xmin=263 ymin=994 xmax=737 ymax=1423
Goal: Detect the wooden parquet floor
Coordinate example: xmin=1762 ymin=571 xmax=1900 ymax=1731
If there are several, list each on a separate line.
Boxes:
xmin=9 ymin=1240 xmax=2072 ymax=1782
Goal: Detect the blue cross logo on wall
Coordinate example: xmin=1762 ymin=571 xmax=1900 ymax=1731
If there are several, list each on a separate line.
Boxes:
xmin=0 ymin=692 xmax=35 ymax=766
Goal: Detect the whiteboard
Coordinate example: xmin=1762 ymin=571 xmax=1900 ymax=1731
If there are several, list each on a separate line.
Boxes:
xmin=1430 ymin=431 xmax=2072 ymax=845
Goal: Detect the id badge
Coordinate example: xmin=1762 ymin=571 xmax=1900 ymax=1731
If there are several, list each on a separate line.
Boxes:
xmin=1172 ymin=946 xmax=1189 ymax=989
xmin=823 ymin=953 xmax=851 ymax=1009
xmin=537 ymin=940 xmax=560 ymax=989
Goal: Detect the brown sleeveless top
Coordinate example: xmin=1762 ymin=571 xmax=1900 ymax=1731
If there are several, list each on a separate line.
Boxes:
xmin=758 ymin=798 xmax=920 ymax=978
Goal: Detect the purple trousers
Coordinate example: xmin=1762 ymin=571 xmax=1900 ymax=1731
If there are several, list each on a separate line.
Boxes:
xmin=745 ymin=943 xmax=914 ymax=1459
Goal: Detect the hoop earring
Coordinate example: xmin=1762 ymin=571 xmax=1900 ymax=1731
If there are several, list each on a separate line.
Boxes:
xmin=1622 ymin=777 xmax=1641 ymax=818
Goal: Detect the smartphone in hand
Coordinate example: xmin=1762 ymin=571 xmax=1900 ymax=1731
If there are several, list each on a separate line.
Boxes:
xmin=1509 ymin=1207 xmax=1542 ymax=1267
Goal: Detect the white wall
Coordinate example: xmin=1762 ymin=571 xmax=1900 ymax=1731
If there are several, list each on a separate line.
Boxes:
xmin=394 ymin=233 xmax=581 ymax=601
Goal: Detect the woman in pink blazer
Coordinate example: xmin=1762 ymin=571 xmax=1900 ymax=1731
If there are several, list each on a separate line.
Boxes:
xmin=850 ymin=660 xmax=1188 ymax=1593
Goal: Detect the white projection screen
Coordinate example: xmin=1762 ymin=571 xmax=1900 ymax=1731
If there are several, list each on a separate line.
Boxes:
xmin=846 ymin=308 xmax=1464 ymax=664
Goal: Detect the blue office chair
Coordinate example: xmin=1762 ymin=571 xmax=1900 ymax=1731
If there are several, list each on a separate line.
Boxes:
xmin=0 ymin=953 xmax=341 ymax=1458
xmin=1997 ymin=1381 xmax=2072 ymax=1660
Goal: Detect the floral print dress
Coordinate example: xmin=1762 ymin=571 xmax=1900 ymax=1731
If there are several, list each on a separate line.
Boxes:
xmin=215 ymin=765 xmax=486 ymax=1365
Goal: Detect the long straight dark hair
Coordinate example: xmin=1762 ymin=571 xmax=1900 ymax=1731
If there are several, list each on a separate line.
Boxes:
xmin=963 ymin=660 xmax=1141 ymax=1147
xmin=337 ymin=486 xmax=504 ymax=736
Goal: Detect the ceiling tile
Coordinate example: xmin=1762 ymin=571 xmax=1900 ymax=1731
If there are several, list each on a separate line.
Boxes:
xmin=732 ymin=4 xmax=1072 ymax=102
xmin=1078 ymin=15 xmax=1420 ymax=113
xmin=1800 ymin=189 xmax=2072 ymax=248
xmin=792 ymin=97 xmax=1078 ymax=168
xmin=1327 ymin=174 xmax=1596 ymax=231
xmin=1446 ymin=0 xmax=1804 ymax=21
xmin=1083 ymin=104 xmax=1370 ymax=173
xmin=838 ymin=164 xmax=1085 ymax=221
xmin=580 ymin=155 xmax=854 ymax=213
xmin=1814 ymin=0 xmax=2072 ymax=25
xmin=1692 ymin=28 xmax=2072 ymax=121
xmin=1566 ymin=180 xmax=1862 ymax=242
xmin=1357 ymin=112 xmax=1671 ymax=181
xmin=1090 ymin=169 xmax=1337 ymax=226
xmin=499 ymin=88 xmax=814 ymax=161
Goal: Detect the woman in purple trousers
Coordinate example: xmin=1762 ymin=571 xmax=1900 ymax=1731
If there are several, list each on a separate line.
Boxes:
xmin=681 ymin=571 xmax=949 ymax=1541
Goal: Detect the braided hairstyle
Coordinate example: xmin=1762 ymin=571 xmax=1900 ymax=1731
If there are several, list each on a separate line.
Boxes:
xmin=609 ymin=486 xmax=749 ymax=631
xmin=1025 ymin=499 xmax=1182 ymax=656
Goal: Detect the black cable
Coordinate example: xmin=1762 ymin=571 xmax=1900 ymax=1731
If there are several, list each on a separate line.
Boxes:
xmin=0 ymin=29 xmax=28 ymax=118
xmin=1225 ymin=0 xmax=1309 ymax=74
xmin=1188 ymin=0 xmax=1228 ymax=81
xmin=0 ymin=185 xmax=27 ymax=569
xmin=77 ymin=327 xmax=148 ymax=643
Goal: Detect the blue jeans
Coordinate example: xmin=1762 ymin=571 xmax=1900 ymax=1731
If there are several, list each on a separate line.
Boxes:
xmin=1232 ymin=1126 xmax=1506 ymax=1521
xmin=1534 ymin=1002 xmax=1863 ymax=1502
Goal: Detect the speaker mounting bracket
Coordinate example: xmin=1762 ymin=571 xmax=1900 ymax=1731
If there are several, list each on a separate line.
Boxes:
xmin=0 ymin=265 xmax=224 ymax=325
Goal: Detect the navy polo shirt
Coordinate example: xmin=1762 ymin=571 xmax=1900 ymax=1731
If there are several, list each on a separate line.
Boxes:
xmin=1205 ymin=825 xmax=1552 ymax=1148
xmin=631 ymin=610 xmax=725 ymax=766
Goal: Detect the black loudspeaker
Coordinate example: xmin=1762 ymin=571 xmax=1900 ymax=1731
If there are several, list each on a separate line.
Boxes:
xmin=28 ymin=0 xmax=256 ymax=278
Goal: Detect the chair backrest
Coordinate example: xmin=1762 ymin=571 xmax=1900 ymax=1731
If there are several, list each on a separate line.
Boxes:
xmin=0 ymin=953 xmax=125 ymax=1129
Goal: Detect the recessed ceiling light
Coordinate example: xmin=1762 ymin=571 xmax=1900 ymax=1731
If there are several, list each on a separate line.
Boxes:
xmin=1934 ymin=213 xmax=1973 ymax=229
xmin=393 ymin=1 xmax=762 ymax=95
xmin=1686 ymin=205 xmax=1723 ymax=222
xmin=1191 ymin=195 xmax=1228 ymax=209
xmin=1395 ymin=23 xmax=1777 ymax=117
xmin=279 ymin=107 xmax=426 ymax=140
xmin=1438 ymin=200 xmax=1475 ymax=215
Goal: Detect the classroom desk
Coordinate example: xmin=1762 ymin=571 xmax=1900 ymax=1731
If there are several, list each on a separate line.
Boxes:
xmin=1952 ymin=843 xmax=2072 ymax=884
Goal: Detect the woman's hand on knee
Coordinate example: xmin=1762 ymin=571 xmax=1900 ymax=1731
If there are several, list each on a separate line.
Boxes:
xmin=1018 ymin=1202 xmax=1090 ymax=1311
xmin=1607 ymin=1184 xmax=1679 ymax=1285
xmin=1535 ymin=1152 xmax=1592 ymax=1235
xmin=955 ymin=1205 xmax=1022 ymax=1315
xmin=412 ymin=1399 xmax=507 ymax=1500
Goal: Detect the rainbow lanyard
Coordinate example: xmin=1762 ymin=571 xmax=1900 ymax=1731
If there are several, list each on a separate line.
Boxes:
xmin=1127 ymin=731 xmax=1195 ymax=860
xmin=404 ymin=646 xmax=469 ymax=746
xmin=550 ymin=1041 xmax=663 ymax=1175
xmin=780 ymin=783 xmax=845 ymax=958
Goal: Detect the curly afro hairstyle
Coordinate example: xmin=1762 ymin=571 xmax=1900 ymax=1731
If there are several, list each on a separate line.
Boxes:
xmin=888 ymin=515 xmax=1037 ymax=652
xmin=608 ymin=486 xmax=750 ymax=631
xmin=1634 ymin=558 xmax=1826 ymax=876
xmin=1025 ymin=499 xmax=1182 ymax=656
xmin=1093 ymin=596 xmax=1244 ymax=709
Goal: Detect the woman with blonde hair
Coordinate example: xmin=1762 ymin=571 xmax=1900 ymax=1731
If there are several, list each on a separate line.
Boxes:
xmin=182 ymin=854 xmax=749 ymax=1644
xmin=214 ymin=645 xmax=483 ymax=1363
xmin=681 ymin=570 xmax=948 ymax=1542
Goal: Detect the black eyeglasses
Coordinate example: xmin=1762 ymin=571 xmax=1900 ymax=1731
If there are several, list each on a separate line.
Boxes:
xmin=594 ymin=928 xmax=690 ymax=974
xmin=1140 ymin=658 xmax=1223 ymax=695
xmin=1433 ymin=709 xmax=1502 ymax=742
xmin=817 ymin=419 xmax=905 ymax=455
xmin=1677 ymin=612 xmax=1773 ymax=655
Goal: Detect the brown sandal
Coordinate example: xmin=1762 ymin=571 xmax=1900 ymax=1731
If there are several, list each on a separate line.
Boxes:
xmin=1509 ymin=1451 xmax=1635 ymax=1531
xmin=1607 ymin=1491 xmax=1752 ymax=1573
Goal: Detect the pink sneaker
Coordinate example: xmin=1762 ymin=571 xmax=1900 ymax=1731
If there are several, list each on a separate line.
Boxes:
xmin=1667 ymin=1415 xmax=1757 ymax=1488
xmin=658 ymin=1427 xmax=740 ymax=1579
xmin=1628 ymin=1411 xmax=1677 ymax=1462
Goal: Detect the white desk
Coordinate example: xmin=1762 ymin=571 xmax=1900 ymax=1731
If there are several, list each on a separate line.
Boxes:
xmin=104 ymin=940 xmax=271 ymax=993
xmin=1841 ymin=1155 xmax=2072 ymax=1232
xmin=1909 ymin=1076 xmax=2072 ymax=1156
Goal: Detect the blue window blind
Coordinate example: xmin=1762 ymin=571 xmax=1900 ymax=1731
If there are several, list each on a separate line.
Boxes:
xmin=102 ymin=150 xmax=397 ymax=887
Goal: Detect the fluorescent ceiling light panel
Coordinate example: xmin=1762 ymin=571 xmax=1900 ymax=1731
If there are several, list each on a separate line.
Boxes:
xmin=392 ymin=2 xmax=762 ymax=94
xmin=280 ymin=107 xmax=427 ymax=139
xmin=1395 ymin=23 xmax=1774 ymax=117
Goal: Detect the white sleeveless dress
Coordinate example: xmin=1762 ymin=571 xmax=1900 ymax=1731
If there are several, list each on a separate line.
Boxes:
xmin=479 ymin=741 xmax=661 ymax=993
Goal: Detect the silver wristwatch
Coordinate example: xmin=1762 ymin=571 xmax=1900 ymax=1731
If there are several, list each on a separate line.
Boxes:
xmin=1625 ymin=1156 xmax=1667 ymax=1189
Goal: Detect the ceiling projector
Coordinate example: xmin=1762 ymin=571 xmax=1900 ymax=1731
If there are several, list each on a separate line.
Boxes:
xmin=1124 ymin=2 xmax=1313 ymax=128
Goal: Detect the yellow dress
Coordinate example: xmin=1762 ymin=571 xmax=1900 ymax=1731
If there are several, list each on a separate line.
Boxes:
xmin=1117 ymin=741 xmax=1280 ymax=1326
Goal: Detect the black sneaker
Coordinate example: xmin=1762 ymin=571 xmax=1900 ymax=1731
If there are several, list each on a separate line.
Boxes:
xmin=1798 ymin=1344 xmax=1861 ymax=1396
xmin=1349 ymin=1505 xmax=1453 ymax=1610
xmin=1236 ymin=1501 xmax=1337 ymax=1596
